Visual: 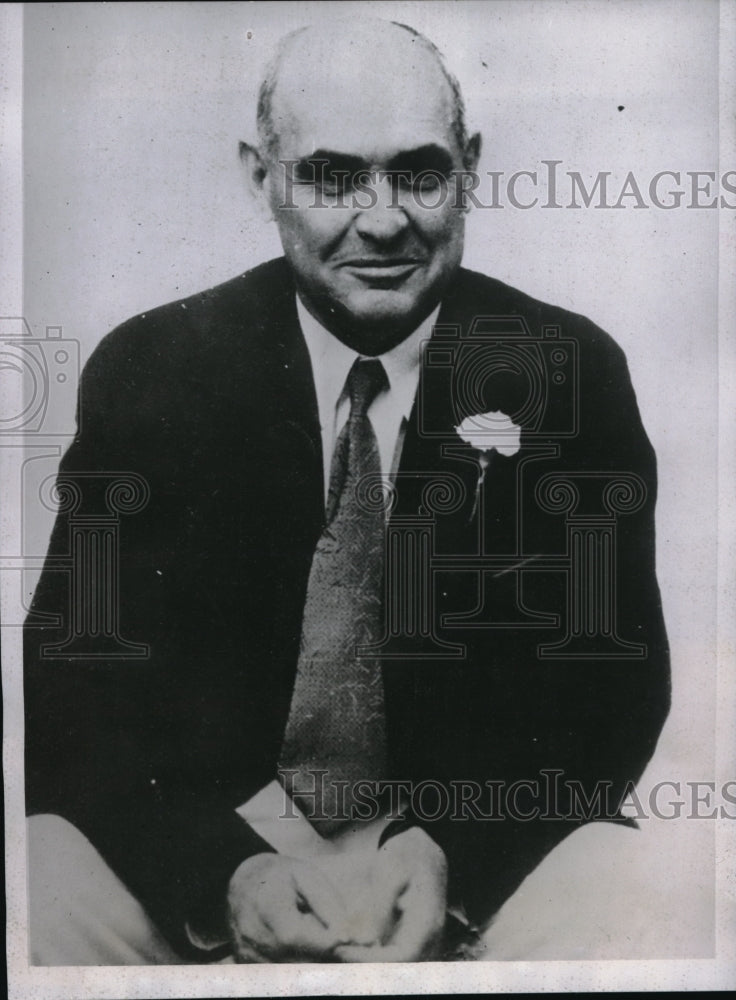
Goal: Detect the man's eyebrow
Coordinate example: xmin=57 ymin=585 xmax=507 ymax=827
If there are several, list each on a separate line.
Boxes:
xmin=298 ymin=151 xmax=371 ymax=174
xmin=385 ymin=144 xmax=456 ymax=175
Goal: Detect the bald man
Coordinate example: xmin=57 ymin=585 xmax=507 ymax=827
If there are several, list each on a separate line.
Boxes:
xmin=25 ymin=19 xmax=670 ymax=964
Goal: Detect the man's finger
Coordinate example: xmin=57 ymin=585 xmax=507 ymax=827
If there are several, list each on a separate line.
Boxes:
xmin=335 ymin=941 xmax=426 ymax=963
xmin=232 ymin=937 xmax=272 ymax=963
xmin=363 ymin=852 xmax=411 ymax=942
xmin=335 ymin=916 xmax=442 ymax=963
xmin=291 ymin=864 xmax=351 ymax=936
xmin=334 ymin=887 xmax=440 ymax=961
xmin=263 ymin=878 xmax=348 ymax=957
xmin=355 ymin=861 xmax=445 ymax=961
xmin=268 ymin=910 xmax=346 ymax=960
xmin=312 ymin=849 xmax=383 ymax=945
xmin=333 ymin=942 xmax=380 ymax=962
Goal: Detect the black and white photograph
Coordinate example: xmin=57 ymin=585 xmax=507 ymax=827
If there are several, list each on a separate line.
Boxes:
xmin=1 ymin=0 xmax=734 ymax=995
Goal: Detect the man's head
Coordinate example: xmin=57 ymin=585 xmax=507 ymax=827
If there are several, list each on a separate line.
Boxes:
xmin=241 ymin=19 xmax=481 ymax=354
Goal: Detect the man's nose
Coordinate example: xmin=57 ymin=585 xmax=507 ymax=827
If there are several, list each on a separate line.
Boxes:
xmin=353 ymin=176 xmax=410 ymax=243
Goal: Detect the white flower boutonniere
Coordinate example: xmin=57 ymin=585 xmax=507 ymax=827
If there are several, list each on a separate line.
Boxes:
xmin=455 ymin=410 xmax=522 ymax=457
xmin=455 ymin=410 xmax=522 ymax=515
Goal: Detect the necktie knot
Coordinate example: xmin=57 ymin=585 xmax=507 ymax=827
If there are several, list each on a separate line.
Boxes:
xmin=347 ymin=358 xmax=388 ymax=420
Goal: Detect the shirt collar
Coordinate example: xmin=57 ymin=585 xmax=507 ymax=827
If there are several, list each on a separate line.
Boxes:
xmin=296 ymin=295 xmax=440 ymax=428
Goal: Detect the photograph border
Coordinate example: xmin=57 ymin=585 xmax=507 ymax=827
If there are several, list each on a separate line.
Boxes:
xmin=2 ymin=1 xmax=735 ymax=994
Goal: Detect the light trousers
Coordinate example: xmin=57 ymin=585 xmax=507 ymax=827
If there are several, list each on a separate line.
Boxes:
xmin=28 ymin=815 xmax=189 ymax=965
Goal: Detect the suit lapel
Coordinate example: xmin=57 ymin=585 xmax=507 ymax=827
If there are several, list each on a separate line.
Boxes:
xmin=238 ymin=264 xmax=324 ymax=537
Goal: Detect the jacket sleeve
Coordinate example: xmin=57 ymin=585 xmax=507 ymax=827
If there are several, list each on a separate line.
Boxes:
xmin=24 ymin=323 xmax=275 ymax=954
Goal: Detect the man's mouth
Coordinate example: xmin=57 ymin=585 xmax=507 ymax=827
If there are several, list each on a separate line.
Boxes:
xmin=339 ymin=259 xmax=423 ymax=282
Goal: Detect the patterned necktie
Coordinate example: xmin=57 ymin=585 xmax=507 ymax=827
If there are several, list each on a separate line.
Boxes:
xmin=279 ymin=358 xmax=389 ymax=829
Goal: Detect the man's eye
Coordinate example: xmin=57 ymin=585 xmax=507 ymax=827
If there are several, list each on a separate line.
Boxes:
xmin=388 ymin=171 xmax=447 ymax=194
xmin=320 ymin=172 xmax=351 ymax=193
xmin=412 ymin=172 xmax=445 ymax=193
xmin=293 ymin=167 xmax=318 ymax=184
xmin=292 ymin=163 xmax=348 ymax=187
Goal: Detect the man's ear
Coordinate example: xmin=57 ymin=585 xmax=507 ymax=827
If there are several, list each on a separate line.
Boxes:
xmin=239 ymin=141 xmax=274 ymax=222
xmin=463 ymin=132 xmax=482 ymax=174
xmin=458 ymin=132 xmax=482 ymax=214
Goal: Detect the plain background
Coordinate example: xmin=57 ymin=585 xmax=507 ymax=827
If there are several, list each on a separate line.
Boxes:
xmin=13 ymin=0 xmax=724 ymax=966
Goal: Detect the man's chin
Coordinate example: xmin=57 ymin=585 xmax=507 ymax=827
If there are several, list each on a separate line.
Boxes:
xmin=333 ymin=288 xmax=436 ymax=344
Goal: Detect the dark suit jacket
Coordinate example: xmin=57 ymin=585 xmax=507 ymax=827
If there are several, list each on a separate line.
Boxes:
xmin=25 ymin=257 xmax=670 ymax=954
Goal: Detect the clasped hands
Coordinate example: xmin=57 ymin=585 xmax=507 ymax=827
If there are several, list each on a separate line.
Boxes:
xmin=227 ymin=827 xmax=447 ymax=962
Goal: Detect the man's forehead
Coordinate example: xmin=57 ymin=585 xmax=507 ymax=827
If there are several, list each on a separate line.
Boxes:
xmin=269 ymin=24 xmax=459 ymax=162
xmin=276 ymin=107 xmax=458 ymax=166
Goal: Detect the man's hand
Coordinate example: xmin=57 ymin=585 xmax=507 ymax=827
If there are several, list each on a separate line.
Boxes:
xmin=334 ymin=827 xmax=448 ymax=962
xmin=227 ymin=853 xmax=352 ymax=962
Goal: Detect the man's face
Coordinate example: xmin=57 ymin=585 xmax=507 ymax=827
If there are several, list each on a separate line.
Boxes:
xmin=260 ymin=30 xmax=476 ymax=354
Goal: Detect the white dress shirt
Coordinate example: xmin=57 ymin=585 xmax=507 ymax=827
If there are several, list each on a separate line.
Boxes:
xmin=296 ymin=295 xmax=440 ymax=501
